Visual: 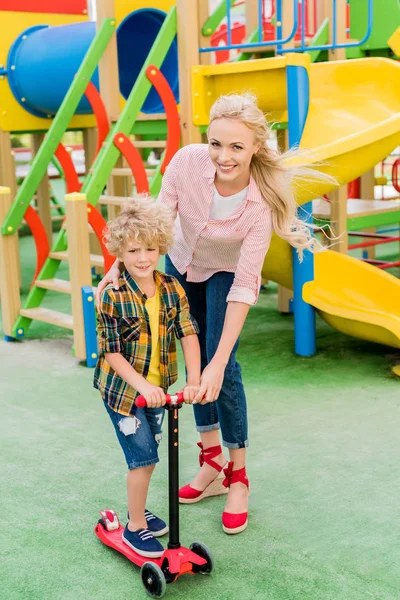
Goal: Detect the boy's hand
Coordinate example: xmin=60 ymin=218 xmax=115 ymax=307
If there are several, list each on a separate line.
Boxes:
xmin=183 ymin=384 xmax=201 ymax=404
xmin=136 ymin=382 xmax=166 ymax=408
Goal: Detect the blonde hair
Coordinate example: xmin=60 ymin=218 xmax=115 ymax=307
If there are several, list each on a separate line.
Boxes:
xmin=104 ymin=196 xmax=174 ymax=257
xmin=208 ymin=93 xmax=336 ymax=257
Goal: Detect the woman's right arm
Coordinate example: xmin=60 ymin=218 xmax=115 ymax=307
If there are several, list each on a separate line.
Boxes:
xmin=96 ymin=258 xmax=123 ymax=307
xmin=157 ymin=150 xmax=180 ymax=218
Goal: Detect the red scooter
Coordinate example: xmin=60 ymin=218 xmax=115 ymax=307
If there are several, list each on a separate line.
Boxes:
xmin=94 ymin=392 xmax=213 ymax=598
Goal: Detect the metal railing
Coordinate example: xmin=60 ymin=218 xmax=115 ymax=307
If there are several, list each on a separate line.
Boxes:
xmin=199 ymin=0 xmax=373 ymax=55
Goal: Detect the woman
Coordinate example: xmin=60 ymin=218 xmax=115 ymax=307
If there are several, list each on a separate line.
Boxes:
xmin=97 ymin=93 xmax=321 ymax=535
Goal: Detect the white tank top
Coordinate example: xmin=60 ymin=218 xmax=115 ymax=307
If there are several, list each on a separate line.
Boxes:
xmin=209 ymin=185 xmax=249 ymax=220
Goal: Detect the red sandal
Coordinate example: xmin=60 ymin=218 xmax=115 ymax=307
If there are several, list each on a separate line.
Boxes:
xmin=221 ymin=462 xmax=250 ymax=534
xmin=179 ymin=442 xmax=228 ymax=504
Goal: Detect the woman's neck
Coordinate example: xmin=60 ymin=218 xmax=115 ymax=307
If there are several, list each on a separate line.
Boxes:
xmin=214 ymin=173 xmax=250 ymax=197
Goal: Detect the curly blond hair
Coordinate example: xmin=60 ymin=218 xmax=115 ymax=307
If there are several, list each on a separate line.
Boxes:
xmin=104 ymin=196 xmax=175 ymax=257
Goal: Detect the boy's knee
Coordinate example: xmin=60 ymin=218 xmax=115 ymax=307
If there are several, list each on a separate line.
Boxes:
xmin=118 ymin=416 xmax=141 ymax=436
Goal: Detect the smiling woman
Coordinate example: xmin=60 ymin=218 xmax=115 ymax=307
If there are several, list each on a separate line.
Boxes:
xmin=96 ymin=93 xmax=327 ymax=536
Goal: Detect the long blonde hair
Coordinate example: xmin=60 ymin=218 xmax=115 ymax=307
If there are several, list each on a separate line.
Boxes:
xmin=208 ymin=93 xmax=335 ymax=257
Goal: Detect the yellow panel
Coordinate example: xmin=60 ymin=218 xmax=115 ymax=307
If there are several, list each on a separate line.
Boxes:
xmin=388 ymin=27 xmax=400 ymax=57
xmin=0 ymin=11 xmax=96 ymax=132
xmin=195 ymin=56 xmax=400 ymax=349
xmin=115 ymin=0 xmax=175 ymax=24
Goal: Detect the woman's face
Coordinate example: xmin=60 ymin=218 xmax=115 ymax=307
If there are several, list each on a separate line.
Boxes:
xmin=208 ymin=118 xmax=260 ymax=187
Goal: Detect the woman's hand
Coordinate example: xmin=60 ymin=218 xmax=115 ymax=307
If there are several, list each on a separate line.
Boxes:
xmin=194 ymin=361 xmax=226 ymax=404
xmin=96 ymin=261 xmax=122 ymax=307
xmin=183 ymin=384 xmax=200 ymax=404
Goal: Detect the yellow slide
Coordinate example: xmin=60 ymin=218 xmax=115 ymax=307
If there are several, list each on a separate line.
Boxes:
xmin=192 ymin=55 xmax=400 ymax=348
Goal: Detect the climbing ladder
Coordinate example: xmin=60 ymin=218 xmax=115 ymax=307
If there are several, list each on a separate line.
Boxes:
xmin=0 ymin=7 xmax=180 ymax=364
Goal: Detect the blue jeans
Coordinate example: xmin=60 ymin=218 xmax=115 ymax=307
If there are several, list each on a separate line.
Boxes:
xmin=104 ymin=402 xmax=165 ymax=469
xmin=165 ymin=256 xmax=248 ymax=449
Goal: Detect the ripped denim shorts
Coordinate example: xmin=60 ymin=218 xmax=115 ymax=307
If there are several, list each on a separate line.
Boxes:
xmin=104 ymin=402 xmax=165 ymax=469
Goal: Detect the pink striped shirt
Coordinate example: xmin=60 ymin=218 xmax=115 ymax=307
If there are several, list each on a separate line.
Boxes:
xmin=158 ymin=144 xmax=273 ymax=305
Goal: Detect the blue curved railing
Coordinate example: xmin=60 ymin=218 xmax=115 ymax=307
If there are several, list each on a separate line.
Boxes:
xmin=199 ymin=0 xmax=373 ymax=55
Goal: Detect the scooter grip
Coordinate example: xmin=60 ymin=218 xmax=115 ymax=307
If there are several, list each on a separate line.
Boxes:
xmin=135 ymin=391 xmax=185 ymax=408
xmin=135 ymin=395 xmax=147 ymax=408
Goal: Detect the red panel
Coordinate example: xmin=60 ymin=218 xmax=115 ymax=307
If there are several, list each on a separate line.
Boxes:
xmin=84 ymin=82 xmax=110 ymax=162
xmin=113 ymin=133 xmax=149 ymax=194
xmin=0 ymin=0 xmax=87 ymax=15
xmin=24 ymin=205 xmax=50 ymax=285
xmin=145 ymin=66 xmax=180 ymax=175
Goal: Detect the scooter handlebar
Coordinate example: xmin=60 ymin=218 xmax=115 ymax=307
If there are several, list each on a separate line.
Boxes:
xmin=135 ymin=391 xmax=185 ymax=408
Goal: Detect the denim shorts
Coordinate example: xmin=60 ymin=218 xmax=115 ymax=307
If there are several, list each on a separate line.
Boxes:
xmin=104 ymin=402 xmax=165 ymax=469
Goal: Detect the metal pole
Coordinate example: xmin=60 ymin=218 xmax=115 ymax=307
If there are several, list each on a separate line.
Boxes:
xmin=167 ymin=404 xmax=181 ymax=549
xmin=286 ymin=57 xmax=316 ymax=356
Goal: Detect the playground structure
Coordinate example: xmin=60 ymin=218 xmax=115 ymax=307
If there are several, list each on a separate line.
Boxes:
xmin=0 ymin=0 xmax=400 ymax=369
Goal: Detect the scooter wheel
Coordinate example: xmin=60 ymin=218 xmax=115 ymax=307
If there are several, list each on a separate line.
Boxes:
xmin=141 ymin=562 xmax=166 ymax=598
xmin=190 ymin=541 xmax=214 ymax=575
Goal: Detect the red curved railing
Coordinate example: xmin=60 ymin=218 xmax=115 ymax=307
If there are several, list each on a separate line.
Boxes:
xmin=55 ymin=144 xmax=81 ymax=194
xmin=30 ymin=81 xmax=110 ymax=285
xmin=145 ymin=65 xmax=180 ymax=174
xmin=84 ymin=81 xmax=110 ymax=159
xmin=24 ymin=205 xmax=50 ymax=284
xmin=113 ymin=133 xmax=149 ymax=194
xmin=87 ymin=204 xmax=114 ymax=273
xmin=392 ymin=159 xmax=400 ymax=193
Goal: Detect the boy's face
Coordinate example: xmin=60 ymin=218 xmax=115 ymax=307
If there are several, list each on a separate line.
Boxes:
xmin=120 ymin=239 xmax=160 ymax=284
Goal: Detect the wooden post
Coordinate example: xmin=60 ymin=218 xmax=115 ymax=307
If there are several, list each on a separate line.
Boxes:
xmin=0 ymin=131 xmax=17 ymax=199
xmin=83 ymin=128 xmax=98 ymax=174
xmin=329 ymin=185 xmax=348 ymax=253
xmin=276 ymin=127 xmax=293 ymax=312
xmin=324 ymin=0 xmax=346 ymax=60
xmin=96 ymin=0 xmax=120 ymax=124
xmin=31 ymin=133 xmax=52 ymax=244
xmin=0 ymin=187 xmax=20 ymax=337
xmin=65 ymin=192 xmax=93 ymax=361
xmin=323 ymin=0 xmax=348 ymax=262
xmin=83 ymin=127 xmax=103 ymax=266
xmin=246 ymin=0 xmax=259 ymax=40
xmin=176 ymin=0 xmax=202 ymax=146
xmin=281 ymin=0 xmax=295 ymax=51
xmin=198 ymin=0 xmax=212 ymax=65
xmin=360 ymin=169 xmax=376 ymax=259
xmin=0 ymin=131 xmax=21 ymax=286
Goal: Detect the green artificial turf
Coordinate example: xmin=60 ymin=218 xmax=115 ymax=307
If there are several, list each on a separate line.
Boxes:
xmin=1 ymin=234 xmax=400 ymax=600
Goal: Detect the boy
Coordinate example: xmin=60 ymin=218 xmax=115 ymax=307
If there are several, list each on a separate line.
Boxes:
xmin=94 ymin=197 xmax=201 ymax=558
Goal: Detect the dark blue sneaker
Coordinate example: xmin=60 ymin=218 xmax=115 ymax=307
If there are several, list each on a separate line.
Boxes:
xmin=122 ymin=526 xmax=164 ymax=558
xmin=126 ymin=509 xmax=169 ymax=537
xmin=145 ymin=509 xmax=169 ymax=537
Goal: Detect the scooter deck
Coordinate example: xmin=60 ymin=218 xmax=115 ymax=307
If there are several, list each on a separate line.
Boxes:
xmin=94 ymin=522 xmax=207 ymax=574
xmin=95 ymin=522 xmax=160 ymax=568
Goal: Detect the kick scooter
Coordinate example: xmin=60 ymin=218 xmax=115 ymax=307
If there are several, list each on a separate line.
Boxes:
xmin=94 ymin=392 xmax=213 ymax=598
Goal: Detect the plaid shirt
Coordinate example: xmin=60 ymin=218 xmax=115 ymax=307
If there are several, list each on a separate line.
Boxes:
xmin=93 ymin=269 xmax=199 ymax=416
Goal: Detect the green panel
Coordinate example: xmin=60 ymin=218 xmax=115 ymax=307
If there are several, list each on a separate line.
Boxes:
xmin=313 ymin=210 xmax=400 ymax=232
xmin=149 ymin=159 xmax=163 ymax=197
xmin=2 ymin=18 xmax=116 ymax=236
xmin=236 ymin=29 xmax=258 ymax=62
xmin=83 ymin=7 xmax=177 ymax=207
xmin=131 ymin=120 xmax=168 ymax=136
xmin=349 ymin=0 xmax=400 ymax=51
xmin=306 ymin=18 xmax=329 ymax=63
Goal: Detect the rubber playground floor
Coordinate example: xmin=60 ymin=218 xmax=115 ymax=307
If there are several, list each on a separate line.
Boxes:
xmin=1 ymin=233 xmax=400 ymax=600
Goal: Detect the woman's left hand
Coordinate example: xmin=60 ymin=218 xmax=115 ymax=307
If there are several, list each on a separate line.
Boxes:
xmin=194 ymin=360 xmax=226 ymax=404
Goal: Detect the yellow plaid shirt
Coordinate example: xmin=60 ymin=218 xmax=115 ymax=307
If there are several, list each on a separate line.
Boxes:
xmin=93 ymin=269 xmax=199 ymax=416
